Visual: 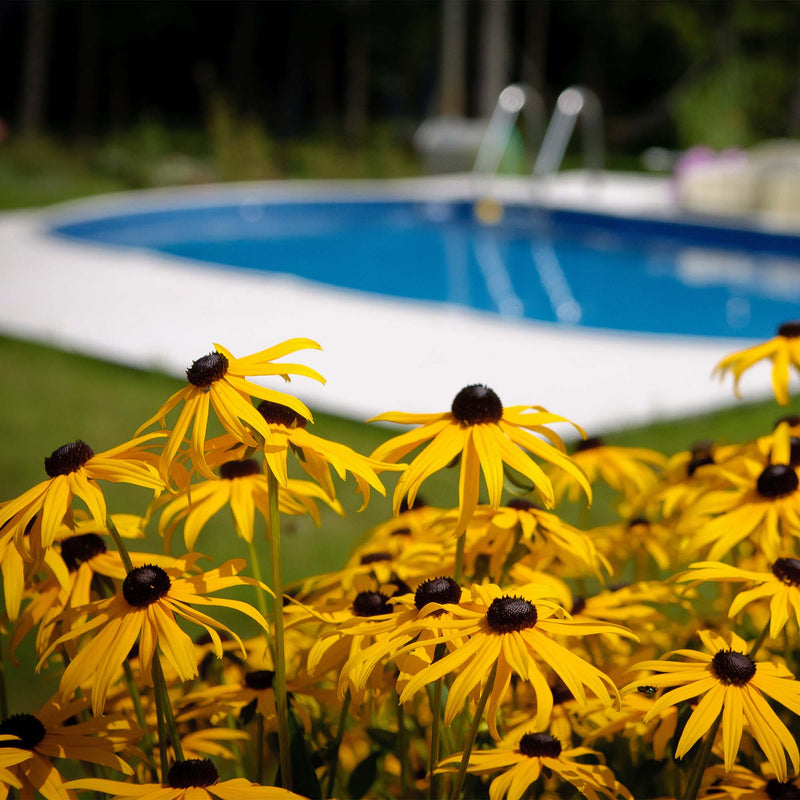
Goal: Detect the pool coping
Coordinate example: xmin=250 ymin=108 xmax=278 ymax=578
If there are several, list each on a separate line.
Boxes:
xmin=0 ymin=172 xmax=785 ymax=437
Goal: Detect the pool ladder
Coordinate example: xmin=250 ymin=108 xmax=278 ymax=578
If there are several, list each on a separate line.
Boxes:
xmin=473 ymin=84 xmax=604 ymax=182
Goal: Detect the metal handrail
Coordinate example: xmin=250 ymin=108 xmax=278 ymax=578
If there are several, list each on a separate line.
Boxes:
xmin=472 ymin=83 xmax=545 ymax=176
xmin=533 ymin=85 xmax=604 ymax=177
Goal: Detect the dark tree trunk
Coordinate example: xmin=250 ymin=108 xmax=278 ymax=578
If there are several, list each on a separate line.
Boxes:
xmin=231 ymin=1 xmax=259 ymax=117
xmin=312 ymin=21 xmax=336 ymax=131
xmin=522 ymin=0 xmax=549 ymax=96
xmin=344 ymin=0 xmax=369 ymax=144
xmin=438 ymin=0 xmax=467 ymax=117
xmin=72 ymin=0 xmax=100 ymax=137
xmin=280 ymin=5 xmax=305 ymax=135
xmin=477 ymin=0 xmax=511 ymax=118
xmin=19 ymin=0 xmax=52 ymax=134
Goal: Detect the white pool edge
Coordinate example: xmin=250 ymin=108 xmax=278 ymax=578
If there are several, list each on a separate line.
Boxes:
xmin=0 ymin=172 xmax=787 ymax=436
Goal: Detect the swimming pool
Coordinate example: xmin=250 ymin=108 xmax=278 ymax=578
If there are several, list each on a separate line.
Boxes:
xmin=50 ymin=193 xmax=800 ymax=340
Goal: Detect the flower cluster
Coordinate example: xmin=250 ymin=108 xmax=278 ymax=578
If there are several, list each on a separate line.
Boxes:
xmin=2 ymin=327 xmax=800 ymax=800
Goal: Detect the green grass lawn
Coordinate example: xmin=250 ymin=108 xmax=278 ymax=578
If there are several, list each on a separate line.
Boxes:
xmin=1 ymin=335 xmax=794 ymax=713
xmin=2 ymin=334 xmax=794 ymax=572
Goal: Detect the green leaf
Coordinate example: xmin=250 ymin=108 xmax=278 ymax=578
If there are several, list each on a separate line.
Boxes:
xmin=347 ymin=751 xmax=381 ymax=799
xmin=239 ymin=698 xmax=258 ymax=725
xmin=366 ymin=727 xmax=397 ymax=751
xmin=275 ymin=706 xmax=323 ymax=799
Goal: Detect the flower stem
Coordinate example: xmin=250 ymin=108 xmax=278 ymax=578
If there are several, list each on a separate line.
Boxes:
xmin=428 ymin=677 xmax=444 ymax=800
xmin=749 ymin=618 xmax=771 ymax=657
xmin=122 ymin=661 xmax=159 ymax=781
xmin=246 ymin=537 xmax=271 ymax=630
xmin=267 ymin=468 xmax=292 ymax=791
xmin=0 ymin=635 xmax=8 ymax=721
xmin=448 ymin=662 xmax=497 ymax=800
xmin=256 ymin=712 xmax=265 ymax=785
xmin=454 ymin=534 xmax=466 ymax=583
xmin=152 ymin=650 xmax=184 ymax=766
xmin=325 ymin=688 xmax=351 ymax=799
xmin=681 ymin=713 xmax=720 ymax=800
xmin=397 ymin=694 xmax=409 ymax=799
xmin=106 ymin=515 xmax=133 ymax=572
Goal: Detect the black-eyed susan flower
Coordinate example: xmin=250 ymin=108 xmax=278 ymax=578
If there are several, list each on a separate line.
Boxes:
xmin=255 ymin=400 xmax=397 ymax=506
xmin=436 ymin=730 xmax=632 ymax=800
xmin=298 ymin=577 xmax=407 ymax=694
xmin=38 ymin=554 xmax=272 ymax=715
xmin=624 ymin=629 xmax=800 ymax=780
xmin=0 ymin=744 xmax=29 ymax=791
xmin=0 ymin=696 xmax=138 ymax=800
xmin=136 ymin=339 xmax=324 ymax=484
xmin=581 ymin=688 xmax=679 ymax=763
xmin=398 ymin=583 xmax=631 ymax=739
xmin=65 ymin=758 xmax=308 ymax=799
xmin=548 ymin=436 xmax=665 ymax=504
xmin=460 ymin=500 xmax=607 ymax=580
xmin=680 ymin=457 xmax=800 ymax=561
xmin=590 ymin=516 xmax=675 ymax=573
xmin=0 ymin=436 xmax=164 ymax=553
xmin=675 ymin=557 xmax=800 ymax=639
xmin=334 ymin=576 xmax=465 ymax=697
xmin=714 ymin=321 xmax=800 ymax=405
xmin=156 ymin=457 xmax=342 ymax=551
xmin=10 ymin=532 xmax=171 ymax=660
xmin=370 ymin=384 xmax=591 ymax=535
xmin=699 ymin=764 xmax=800 ymax=799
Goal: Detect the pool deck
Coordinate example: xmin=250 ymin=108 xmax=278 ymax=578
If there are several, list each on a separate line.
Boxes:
xmin=0 ymin=172 xmax=783 ymax=438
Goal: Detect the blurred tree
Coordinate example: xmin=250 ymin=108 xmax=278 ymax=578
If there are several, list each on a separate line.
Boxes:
xmin=438 ymin=0 xmax=466 ymax=116
xmin=345 ymin=0 xmax=370 ymax=143
xmin=522 ymin=0 xmax=549 ymax=96
xmin=18 ymin=0 xmax=51 ymax=134
xmin=72 ymin=0 xmax=100 ymax=137
xmin=477 ymin=0 xmax=511 ymax=118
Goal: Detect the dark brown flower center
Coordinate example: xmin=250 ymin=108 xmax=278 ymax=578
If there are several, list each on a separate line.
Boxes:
xmin=244 ymin=670 xmax=275 ymax=690
xmin=451 ymin=385 xmax=503 ymax=425
xmin=778 ymin=321 xmax=800 ymax=338
xmin=256 ymin=400 xmax=308 ymax=428
xmin=506 ymin=498 xmax=541 ymax=511
xmin=186 ymin=353 xmax=228 ymax=388
xmin=44 ymin=440 xmax=94 ymax=478
xmin=570 ymin=597 xmax=586 ymax=616
xmin=167 ymin=758 xmax=219 ymax=788
xmin=60 ymin=533 xmax=107 ymax=572
xmin=0 ymin=713 xmax=46 ymax=749
xmin=352 ymin=591 xmax=393 ymax=617
xmin=399 ymin=496 xmax=426 ymax=513
xmin=772 ymin=557 xmax=800 ymax=586
xmin=575 ymin=436 xmax=603 ymax=452
xmin=122 ymin=565 xmax=171 ymax=607
xmin=414 ymin=577 xmax=461 ymax=610
xmin=711 ymin=650 xmax=756 ymax=686
xmin=628 ymin=516 xmax=650 ymax=529
xmin=757 ymin=464 xmax=799 ymax=499
xmin=551 ymin=682 xmax=574 ymax=706
xmin=766 ymin=778 xmax=800 ymax=800
xmin=219 ymin=459 xmax=261 ymax=480
xmin=518 ymin=732 xmax=562 ymax=758
xmin=686 ymin=440 xmax=714 ymax=477
xmin=359 ymin=552 xmax=392 ymax=565
xmin=486 ymin=596 xmax=538 ymax=633
xmin=791 ymin=438 xmax=800 ymax=468
xmin=776 ymin=415 xmax=800 ymax=429
xmin=687 ymin=453 xmax=714 ymax=477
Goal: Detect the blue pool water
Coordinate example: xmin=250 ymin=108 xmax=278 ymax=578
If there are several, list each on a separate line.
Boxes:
xmin=51 ymin=199 xmax=800 ymax=339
